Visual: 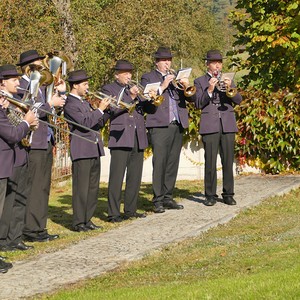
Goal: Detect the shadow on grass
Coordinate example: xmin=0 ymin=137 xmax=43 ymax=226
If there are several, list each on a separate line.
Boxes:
xmin=48 ymin=182 xmax=202 ymax=229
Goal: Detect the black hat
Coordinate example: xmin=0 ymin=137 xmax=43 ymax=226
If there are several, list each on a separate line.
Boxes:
xmin=153 ymin=46 xmax=173 ymax=59
xmin=114 ymin=60 xmax=134 ymax=71
xmin=67 ymin=70 xmax=91 ymax=83
xmin=16 ymin=50 xmax=46 ymax=66
xmin=203 ymin=50 xmax=224 ymax=61
xmin=0 ymin=64 xmax=22 ymax=78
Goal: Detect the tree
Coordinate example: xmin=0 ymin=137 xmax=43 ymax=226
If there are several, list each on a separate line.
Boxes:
xmin=230 ymin=0 xmax=300 ymax=173
xmin=230 ymin=0 xmax=300 ymax=92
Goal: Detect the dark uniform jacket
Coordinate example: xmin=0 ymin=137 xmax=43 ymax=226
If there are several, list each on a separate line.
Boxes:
xmin=192 ymin=73 xmax=242 ymax=135
xmin=63 ymin=94 xmax=108 ymax=161
xmin=141 ymin=70 xmax=193 ymax=129
xmin=0 ymin=108 xmax=29 ymax=178
xmin=101 ymin=80 xmax=148 ymax=150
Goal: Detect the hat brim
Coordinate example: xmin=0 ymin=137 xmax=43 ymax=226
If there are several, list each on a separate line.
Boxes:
xmin=2 ymin=73 xmax=23 ymax=78
xmin=67 ymin=76 xmax=92 ymax=83
xmin=154 ymin=54 xmax=173 ymax=59
xmin=16 ymin=56 xmax=46 ymax=66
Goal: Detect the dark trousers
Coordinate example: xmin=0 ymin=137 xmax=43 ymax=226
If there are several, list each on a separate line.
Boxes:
xmin=72 ymin=157 xmax=100 ymax=227
xmin=0 ymin=179 xmax=7 ymax=219
xmin=108 ymin=134 xmax=144 ymax=218
xmin=0 ymin=164 xmax=28 ymax=246
xmin=202 ymin=130 xmax=235 ymax=197
xmin=23 ymin=143 xmax=53 ymax=237
xmin=149 ymin=123 xmax=183 ymax=204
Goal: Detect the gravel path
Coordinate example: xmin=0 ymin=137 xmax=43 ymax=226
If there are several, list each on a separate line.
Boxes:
xmin=0 ymin=174 xmax=299 ymax=300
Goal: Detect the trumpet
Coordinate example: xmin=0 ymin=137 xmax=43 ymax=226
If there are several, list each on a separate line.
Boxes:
xmin=128 ymin=80 xmax=164 ymax=106
xmin=212 ymin=71 xmax=237 ymax=98
xmin=167 ymin=68 xmax=196 ymax=97
xmin=0 ymin=91 xmax=99 ymax=144
xmin=86 ymin=91 xmax=137 ymax=114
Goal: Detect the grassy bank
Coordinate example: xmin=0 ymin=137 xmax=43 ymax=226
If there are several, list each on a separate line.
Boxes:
xmin=33 ymin=184 xmax=300 ymax=299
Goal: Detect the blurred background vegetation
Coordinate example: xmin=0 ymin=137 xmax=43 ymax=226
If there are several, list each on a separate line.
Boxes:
xmin=0 ymin=0 xmax=299 ymax=174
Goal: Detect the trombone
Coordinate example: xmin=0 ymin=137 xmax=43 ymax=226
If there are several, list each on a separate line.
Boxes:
xmin=128 ymin=80 xmax=164 ymax=106
xmin=0 ymin=91 xmax=99 ymax=144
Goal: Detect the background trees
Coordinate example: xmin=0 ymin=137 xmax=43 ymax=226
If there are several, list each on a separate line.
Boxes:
xmin=230 ymin=0 xmax=300 ymax=173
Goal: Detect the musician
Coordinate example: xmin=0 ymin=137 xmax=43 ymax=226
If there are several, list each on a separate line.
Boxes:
xmin=0 ymin=64 xmax=38 ymax=251
xmin=101 ymin=60 xmax=149 ymax=222
xmin=141 ymin=46 xmax=194 ymax=213
xmin=0 ymin=72 xmax=37 ymax=272
xmin=16 ymin=50 xmax=66 ymax=242
xmin=192 ymin=50 xmax=242 ymax=206
xmin=64 ymin=70 xmax=110 ymax=232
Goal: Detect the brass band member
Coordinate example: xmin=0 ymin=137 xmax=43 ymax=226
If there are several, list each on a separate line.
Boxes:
xmin=64 ymin=70 xmax=110 ymax=232
xmin=17 ymin=50 xmax=66 ymax=242
xmin=101 ymin=60 xmax=150 ymax=222
xmin=191 ymin=50 xmax=242 ymax=206
xmin=0 ymin=64 xmax=38 ymax=251
xmin=141 ymin=46 xmax=194 ymax=213
xmin=0 ymin=71 xmax=37 ymax=273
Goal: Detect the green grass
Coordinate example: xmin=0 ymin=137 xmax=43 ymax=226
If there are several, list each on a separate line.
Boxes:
xmin=30 ymin=182 xmax=300 ymax=300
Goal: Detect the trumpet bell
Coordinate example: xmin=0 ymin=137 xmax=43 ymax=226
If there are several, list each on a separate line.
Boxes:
xmin=152 ymin=95 xmax=164 ymax=106
xmin=184 ymin=86 xmax=196 ymax=97
xmin=226 ymin=87 xmax=237 ymax=98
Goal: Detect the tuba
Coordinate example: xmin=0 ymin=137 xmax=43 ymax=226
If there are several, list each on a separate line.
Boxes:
xmin=128 ymin=80 xmax=164 ymax=106
xmin=212 ymin=70 xmax=237 ymax=98
xmin=167 ymin=68 xmax=196 ymax=97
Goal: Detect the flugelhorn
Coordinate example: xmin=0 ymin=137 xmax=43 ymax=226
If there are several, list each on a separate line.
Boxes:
xmin=128 ymin=80 xmax=164 ymax=106
xmin=167 ymin=68 xmax=196 ymax=97
xmin=86 ymin=91 xmax=137 ymax=114
xmin=212 ymin=70 xmax=237 ymax=98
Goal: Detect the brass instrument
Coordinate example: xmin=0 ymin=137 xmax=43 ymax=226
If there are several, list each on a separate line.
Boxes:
xmin=43 ymin=51 xmax=73 ymax=103
xmin=212 ymin=70 xmax=237 ymax=98
xmin=86 ymin=91 xmax=137 ymax=114
xmin=167 ymin=68 xmax=196 ymax=97
xmin=128 ymin=80 xmax=164 ymax=106
xmin=0 ymin=91 xmax=38 ymax=147
xmin=0 ymin=91 xmax=99 ymax=144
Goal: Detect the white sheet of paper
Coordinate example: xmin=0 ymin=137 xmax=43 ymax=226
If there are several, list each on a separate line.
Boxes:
xmin=143 ymin=82 xmax=161 ymax=95
xmin=175 ymin=68 xmax=192 ymax=80
xmin=221 ymin=72 xmax=235 ymax=81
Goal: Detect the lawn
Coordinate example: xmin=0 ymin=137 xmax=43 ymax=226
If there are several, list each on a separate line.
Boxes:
xmin=19 ymin=180 xmax=300 ymax=300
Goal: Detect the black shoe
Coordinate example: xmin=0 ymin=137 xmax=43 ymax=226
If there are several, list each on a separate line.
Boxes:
xmin=10 ymin=242 xmax=34 ymax=251
xmin=85 ymin=222 xmax=103 ymax=230
xmin=153 ymin=203 xmax=165 ymax=213
xmin=73 ymin=224 xmax=90 ymax=232
xmin=223 ymin=196 xmax=237 ymax=205
xmin=0 ymin=245 xmax=15 ymax=252
xmin=23 ymin=235 xmax=49 ymax=243
xmin=0 ymin=260 xmax=11 ymax=274
xmin=163 ymin=200 xmax=184 ymax=210
xmin=108 ymin=216 xmax=123 ymax=223
xmin=45 ymin=234 xmax=60 ymax=241
xmin=123 ymin=212 xmax=147 ymax=220
xmin=204 ymin=196 xmax=217 ymax=206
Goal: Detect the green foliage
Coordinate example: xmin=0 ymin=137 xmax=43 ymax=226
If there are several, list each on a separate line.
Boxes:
xmin=235 ymin=89 xmax=300 ymax=174
xmin=230 ymin=0 xmax=300 ymax=92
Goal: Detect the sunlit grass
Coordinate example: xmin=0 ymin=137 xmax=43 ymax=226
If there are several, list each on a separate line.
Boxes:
xmin=35 ymin=184 xmax=300 ymax=300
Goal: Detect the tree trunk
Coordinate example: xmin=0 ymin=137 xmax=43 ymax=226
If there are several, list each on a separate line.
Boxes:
xmin=51 ymin=0 xmax=77 ymax=66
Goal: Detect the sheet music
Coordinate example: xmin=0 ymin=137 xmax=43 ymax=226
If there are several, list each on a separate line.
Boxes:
xmin=175 ymin=68 xmax=192 ymax=80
